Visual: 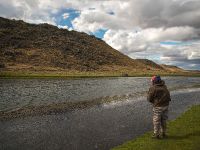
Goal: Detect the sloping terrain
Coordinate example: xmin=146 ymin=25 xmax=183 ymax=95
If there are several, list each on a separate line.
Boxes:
xmin=160 ymin=64 xmax=185 ymax=72
xmin=0 ymin=17 xmax=190 ymax=76
xmin=0 ymin=17 xmax=142 ymax=71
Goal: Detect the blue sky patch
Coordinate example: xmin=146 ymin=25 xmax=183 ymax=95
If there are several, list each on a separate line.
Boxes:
xmin=92 ymin=29 xmax=108 ymax=39
xmin=55 ymin=8 xmax=80 ymax=29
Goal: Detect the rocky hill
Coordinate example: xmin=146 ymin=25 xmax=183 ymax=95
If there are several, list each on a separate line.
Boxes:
xmin=0 ymin=17 xmax=187 ymax=75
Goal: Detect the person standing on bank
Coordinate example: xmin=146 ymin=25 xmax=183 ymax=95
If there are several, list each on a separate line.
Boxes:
xmin=147 ymin=75 xmax=171 ymax=139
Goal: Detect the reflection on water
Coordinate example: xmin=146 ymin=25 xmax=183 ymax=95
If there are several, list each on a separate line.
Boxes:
xmin=0 ymin=77 xmax=200 ymax=112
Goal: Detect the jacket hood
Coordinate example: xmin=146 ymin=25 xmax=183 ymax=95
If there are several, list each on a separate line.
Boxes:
xmin=154 ymin=80 xmax=165 ymax=86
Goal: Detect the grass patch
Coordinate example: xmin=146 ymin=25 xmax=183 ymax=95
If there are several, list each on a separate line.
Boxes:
xmin=112 ymin=105 xmax=200 ymax=150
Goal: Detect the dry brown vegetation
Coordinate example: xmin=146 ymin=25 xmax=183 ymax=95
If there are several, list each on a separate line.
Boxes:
xmin=0 ymin=17 xmax=198 ymax=77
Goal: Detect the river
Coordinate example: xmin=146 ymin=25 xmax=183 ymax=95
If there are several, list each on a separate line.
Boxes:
xmin=0 ymin=77 xmax=200 ymax=150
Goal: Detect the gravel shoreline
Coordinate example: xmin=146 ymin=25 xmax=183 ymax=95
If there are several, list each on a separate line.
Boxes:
xmin=1 ymin=89 xmax=200 ymax=150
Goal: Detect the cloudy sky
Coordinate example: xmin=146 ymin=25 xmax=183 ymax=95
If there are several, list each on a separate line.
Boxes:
xmin=1 ymin=0 xmax=200 ymax=70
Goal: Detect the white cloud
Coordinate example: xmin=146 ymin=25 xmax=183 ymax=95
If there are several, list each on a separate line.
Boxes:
xmin=62 ymin=13 xmax=69 ymax=19
xmin=160 ymin=40 xmax=200 ymax=69
xmin=69 ymin=0 xmax=200 ymax=33
xmin=0 ymin=0 xmax=59 ymax=25
xmin=72 ymin=8 xmax=130 ymax=33
xmin=58 ymin=25 xmax=73 ymax=30
xmin=2 ymin=0 xmax=200 ymax=31
xmin=103 ymin=26 xmax=198 ymax=54
xmin=58 ymin=25 xmax=68 ymax=29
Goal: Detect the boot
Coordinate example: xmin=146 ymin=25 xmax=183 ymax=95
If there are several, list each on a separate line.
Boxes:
xmin=151 ymin=133 xmax=160 ymax=139
xmin=160 ymin=132 xmax=167 ymax=138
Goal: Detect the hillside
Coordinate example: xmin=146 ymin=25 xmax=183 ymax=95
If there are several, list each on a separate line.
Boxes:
xmin=135 ymin=59 xmax=185 ymax=72
xmin=136 ymin=59 xmax=164 ymax=70
xmin=0 ymin=17 xmax=192 ymax=76
xmin=160 ymin=64 xmax=185 ymax=72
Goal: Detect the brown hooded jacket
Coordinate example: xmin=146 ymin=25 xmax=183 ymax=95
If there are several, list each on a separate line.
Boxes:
xmin=147 ymin=80 xmax=171 ymax=107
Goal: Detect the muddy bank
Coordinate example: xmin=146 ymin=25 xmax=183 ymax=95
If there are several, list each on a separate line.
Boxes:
xmin=1 ymin=89 xmax=200 ymax=150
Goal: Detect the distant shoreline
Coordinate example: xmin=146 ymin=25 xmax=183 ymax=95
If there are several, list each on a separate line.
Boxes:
xmin=0 ymin=71 xmax=200 ymax=79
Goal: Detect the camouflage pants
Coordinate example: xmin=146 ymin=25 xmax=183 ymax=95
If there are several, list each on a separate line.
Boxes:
xmin=153 ymin=106 xmax=169 ymax=135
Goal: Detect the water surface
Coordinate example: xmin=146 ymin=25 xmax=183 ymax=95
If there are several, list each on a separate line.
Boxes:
xmin=0 ymin=77 xmax=200 ymax=150
xmin=0 ymin=77 xmax=199 ymax=112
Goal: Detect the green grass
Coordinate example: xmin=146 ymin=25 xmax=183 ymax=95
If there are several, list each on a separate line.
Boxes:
xmin=112 ymin=105 xmax=200 ymax=150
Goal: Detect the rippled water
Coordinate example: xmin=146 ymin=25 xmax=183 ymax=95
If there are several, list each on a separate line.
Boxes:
xmin=0 ymin=77 xmax=200 ymax=112
xmin=1 ymin=77 xmax=200 ymax=150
